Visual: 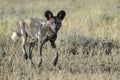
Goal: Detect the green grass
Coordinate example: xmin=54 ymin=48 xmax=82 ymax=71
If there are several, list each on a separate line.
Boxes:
xmin=0 ymin=0 xmax=120 ymax=80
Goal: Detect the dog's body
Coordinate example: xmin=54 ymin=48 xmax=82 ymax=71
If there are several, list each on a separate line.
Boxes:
xmin=11 ymin=10 xmax=66 ymax=66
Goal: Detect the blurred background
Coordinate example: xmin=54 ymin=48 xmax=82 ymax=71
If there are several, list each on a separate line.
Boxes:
xmin=0 ymin=0 xmax=120 ymax=80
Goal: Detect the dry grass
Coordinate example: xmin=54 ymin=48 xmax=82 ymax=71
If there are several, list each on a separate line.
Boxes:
xmin=0 ymin=0 xmax=120 ymax=80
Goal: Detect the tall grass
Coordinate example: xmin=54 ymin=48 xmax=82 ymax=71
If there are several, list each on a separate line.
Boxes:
xmin=0 ymin=0 xmax=120 ymax=80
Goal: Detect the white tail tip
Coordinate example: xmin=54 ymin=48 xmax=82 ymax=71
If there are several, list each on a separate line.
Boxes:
xmin=11 ymin=32 xmax=19 ymax=42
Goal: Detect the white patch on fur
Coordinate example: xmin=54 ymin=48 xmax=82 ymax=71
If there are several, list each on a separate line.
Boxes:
xmin=50 ymin=24 xmax=56 ymax=32
xmin=20 ymin=29 xmax=24 ymax=34
xmin=11 ymin=32 xmax=19 ymax=42
xmin=41 ymin=22 xmax=45 ymax=26
xmin=35 ymin=30 xmax=41 ymax=40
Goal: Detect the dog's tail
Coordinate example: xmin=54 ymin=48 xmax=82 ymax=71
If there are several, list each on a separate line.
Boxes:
xmin=11 ymin=20 xmax=26 ymax=42
xmin=11 ymin=31 xmax=21 ymax=42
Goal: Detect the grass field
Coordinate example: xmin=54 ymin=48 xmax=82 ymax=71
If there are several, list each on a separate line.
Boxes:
xmin=0 ymin=0 xmax=120 ymax=80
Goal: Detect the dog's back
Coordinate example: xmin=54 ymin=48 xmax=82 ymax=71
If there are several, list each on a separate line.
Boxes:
xmin=19 ymin=17 xmax=47 ymax=40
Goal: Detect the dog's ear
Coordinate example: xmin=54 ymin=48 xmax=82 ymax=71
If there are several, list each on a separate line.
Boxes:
xmin=45 ymin=10 xmax=53 ymax=20
xmin=57 ymin=10 xmax=66 ymax=20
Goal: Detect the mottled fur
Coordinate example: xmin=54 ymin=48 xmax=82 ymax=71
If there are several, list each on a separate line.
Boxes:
xmin=11 ymin=10 xmax=66 ymax=66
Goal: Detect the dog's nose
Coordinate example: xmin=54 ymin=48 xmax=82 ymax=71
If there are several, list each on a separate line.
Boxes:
xmin=55 ymin=27 xmax=59 ymax=32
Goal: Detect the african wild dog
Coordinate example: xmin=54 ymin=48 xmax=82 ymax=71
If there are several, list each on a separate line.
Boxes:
xmin=11 ymin=10 xmax=66 ymax=66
